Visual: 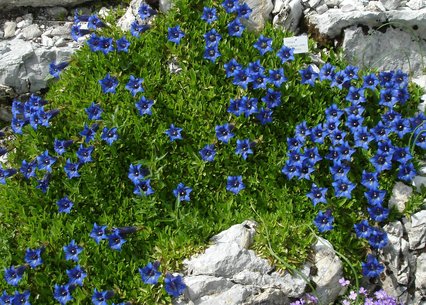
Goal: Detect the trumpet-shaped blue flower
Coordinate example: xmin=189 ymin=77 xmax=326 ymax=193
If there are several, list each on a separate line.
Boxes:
xmin=261 ymin=89 xmax=281 ymax=108
xmin=87 ymin=33 xmax=101 ymax=52
xmin=203 ymin=29 xmax=221 ymax=46
xmin=20 ymin=160 xmax=37 ymax=179
xmin=353 ymin=127 xmax=372 ymax=150
xmin=227 ymin=18 xmax=244 ymax=37
xmin=232 ymin=69 xmax=251 ymax=89
xmin=204 ymin=45 xmax=221 ymax=63
xmin=332 ymin=178 xmax=356 ymax=199
xmin=164 ymin=273 xmax=186 ymax=297
xmin=57 ymin=196 xmax=74 ymax=214
xmin=64 ymin=159 xmax=81 ymax=179
xmin=168 ymin=25 xmax=185 ymax=44
xmin=330 ymin=70 xmax=350 ymax=89
xmin=236 ymin=139 xmax=254 ymax=160
xmin=251 ymin=72 xmax=268 ymax=90
xmin=36 ymin=150 xmax=56 ymax=172
xmin=173 ymin=183 xmax=192 ymax=202
xmin=135 ymin=96 xmax=154 ymax=116
xmin=36 ymin=174 xmax=50 ymax=193
xmin=226 ymin=175 xmax=245 ymax=194
xmin=343 ymin=65 xmax=359 ymax=80
xmin=66 ymin=265 xmax=87 ymax=287
xmin=281 ymin=161 xmax=300 ymax=180
xmin=107 ymin=230 xmax=126 ymax=251
xmin=237 ymin=3 xmax=252 ymax=18
xmin=368 ymin=205 xmax=389 ymax=222
xmin=139 ymin=261 xmax=161 ymax=285
xmin=201 ymin=7 xmax=217 ymax=24
xmin=224 ymin=58 xmax=241 ymax=78
xmin=307 ymin=184 xmax=328 ymax=207
xmin=319 ymin=63 xmax=335 ymax=81
xmin=392 ymin=118 xmax=411 ymax=138
xmin=99 ymin=37 xmax=114 ymax=55
xmin=85 ymin=102 xmax=103 ymax=120
xmin=4 ymin=266 xmax=26 ymax=286
xmin=49 ymin=61 xmax=69 ymax=78
xmin=215 ymin=123 xmax=234 ymax=143
xmin=361 ymin=170 xmax=379 ymax=190
xmin=367 ymin=227 xmax=388 ymax=249
xmin=90 ymin=223 xmax=108 ymax=244
xmin=397 ymin=162 xmax=416 ymax=182
xmin=392 ymin=146 xmax=413 ymax=164
xmin=254 ymin=35 xmax=272 ymax=55
xmin=329 ymin=160 xmax=350 ymax=180
xmin=54 ymin=139 xmax=73 ymax=155
xmin=370 ymin=152 xmax=393 ymax=173
xmin=299 ymin=65 xmax=318 ymax=86
xmin=256 ymin=108 xmax=273 ymax=125
xmin=63 ymin=240 xmax=82 ymax=262
xmin=92 ymin=289 xmax=114 ymax=305
xmin=116 ymin=36 xmax=130 ymax=52
xmin=54 ymin=284 xmax=73 ymax=305
xmin=101 ymin=127 xmax=118 ymax=145
xmin=133 ymin=179 xmax=154 ymax=196
xmin=354 ymin=220 xmax=372 ymax=239
xmin=362 ymin=254 xmax=384 ymax=278
xmin=88 ymin=15 xmax=105 ymax=29
xmin=248 ymin=60 xmax=264 ymax=74
xmin=130 ymin=21 xmax=150 ymax=37
xmin=362 ymin=73 xmax=379 ymax=90
xmin=128 ymin=164 xmax=146 ymax=184
xmin=99 ymin=73 xmax=118 ymax=94
xmin=125 ymin=75 xmax=144 ymax=96
xmin=277 ymin=45 xmax=295 ymax=64
xmin=304 ymin=147 xmax=322 ymax=166
xmin=138 ymin=3 xmax=156 ymax=20
xmin=364 ymin=188 xmax=387 ymax=206
xmin=24 ymin=248 xmax=43 ymax=268
xmin=76 ymin=145 xmax=94 ymax=164
xmin=165 ymin=124 xmax=183 ymax=142
xmin=11 ymin=290 xmax=31 ymax=305
xmin=222 ymin=0 xmax=238 ymax=13
xmin=199 ymin=144 xmax=216 ymax=162
xmin=314 ymin=210 xmax=334 ymax=233
xmin=268 ymin=68 xmax=287 ymax=87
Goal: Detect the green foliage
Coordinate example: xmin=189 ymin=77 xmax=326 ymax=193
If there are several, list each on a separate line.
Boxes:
xmin=0 ymin=0 xmax=424 ymax=303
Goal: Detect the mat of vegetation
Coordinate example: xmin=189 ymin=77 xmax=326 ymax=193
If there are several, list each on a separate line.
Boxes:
xmin=0 ymin=0 xmax=425 ymax=304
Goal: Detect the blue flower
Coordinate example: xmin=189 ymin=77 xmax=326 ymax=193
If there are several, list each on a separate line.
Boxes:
xmin=397 ymin=162 xmax=416 ymax=182
xmin=370 ymin=152 xmax=393 ymax=173
xmin=54 ymin=284 xmax=73 ymax=305
xmin=329 ymin=129 xmax=347 ymax=146
xmin=66 ymin=265 xmax=87 ymax=287
xmin=319 ymin=63 xmax=335 ymax=81
xmin=63 ymin=240 xmax=83 ymax=262
xmin=299 ymin=65 xmax=318 ymax=86
xmin=237 ymin=3 xmax=252 ymax=18
xmin=261 ymin=89 xmax=281 ymax=108
xmin=240 ymin=96 xmax=258 ymax=117
xmin=101 ymin=127 xmax=119 ymax=145
xmin=314 ymin=210 xmax=334 ymax=233
xmin=346 ymin=86 xmax=365 ymax=104
xmin=310 ymin=124 xmax=326 ymax=144
xmin=0 ymin=291 xmax=12 ymax=305
xmin=54 ymin=139 xmax=73 ymax=155
xmin=36 ymin=150 xmax=56 ymax=172
xmin=307 ymin=184 xmax=328 ymax=207
xmin=90 ymin=223 xmax=108 ymax=244
xmin=199 ymin=144 xmax=216 ymax=162
xmin=343 ymin=65 xmax=359 ymax=80
xmin=76 ymin=145 xmax=94 ymax=164
xmin=268 ymin=68 xmax=287 ymax=87
xmin=276 ymin=45 xmax=295 ymax=64
xmin=125 ymin=75 xmax=144 ymax=96
xmin=364 ymin=188 xmax=387 ymax=206
xmin=73 ymin=9 xmax=90 ymax=24
xmin=133 ymin=179 xmax=154 ymax=196
xmin=227 ymin=18 xmax=245 ymax=37
xmin=304 ymin=147 xmax=322 ymax=166
xmin=330 ymin=71 xmax=350 ymax=89
xmin=393 ymin=86 xmax=410 ymax=104
xmin=332 ymin=178 xmax=356 ymax=199
xmin=251 ymin=72 xmax=268 ymax=90
xmin=362 ymin=254 xmax=384 ymax=278
xmin=222 ymin=0 xmax=239 ymax=13
xmin=139 ymin=261 xmax=161 ymax=285
xmin=362 ymin=73 xmax=379 ymax=90
xmin=336 ymin=141 xmax=355 ymax=161
xmin=88 ymin=15 xmax=105 ymax=29
xmin=415 ymin=131 xmax=426 ymax=149
xmin=87 ymin=33 xmax=101 ymax=52
xmin=215 ymin=123 xmax=234 ymax=143
xmin=354 ymin=220 xmax=372 ymax=239
xmin=256 ymin=108 xmax=273 ymax=125
xmin=377 ymin=141 xmax=395 ymax=156
xmin=329 ymin=160 xmax=350 ymax=180
xmin=392 ymin=146 xmax=412 ymax=164
xmin=254 ymin=35 xmax=273 ymax=55
xmin=11 ymin=290 xmax=30 ymax=305
xmin=20 ymin=159 xmax=37 ymax=179
xmin=204 ymin=45 xmax=221 ymax=63
xmin=64 ymin=159 xmax=81 ymax=179
xmin=99 ymin=37 xmax=114 ymax=55
xmin=165 ymin=124 xmax=183 ymax=141
xmin=128 ymin=164 xmax=146 ymax=184
xmin=71 ymin=25 xmax=90 ymax=41
xmin=236 ymin=139 xmax=254 ymax=160
xmin=107 ymin=230 xmax=126 ymax=251
xmin=379 ymin=88 xmax=398 ymax=108
xmin=116 ymin=36 xmax=131 ymax=52
xmin=392 ymin=118 xmax=411 ymax=138
xmin=130 ymin=21 xmax=150 ymax=37
xmin=361 ymin=170 xmax=379 ymax=190
xmin=92 ymin=289 xmax=114 ymax=305
xmin=368 ymin=205 xmax=389 ymax=222
xmin=135 ymin=97 xmax=154 ymax=116
xmin=325 ymin=104 xmax=344 ymax=121
xmin=99 ymin=73 xmax=119 ymax=94
xmin=248 ymin=60 xmax=264 ymax=74
xmin=49 ymin=61 xmax=68 ymax=78
xmin=367 ymin=227 xmax=388 ymax=249
xmin=85 ymin=102 xmax=103 ymax=120
xmin=201 ymin=7 xmax=218 ymax=24
xmin=203 ymin=29 xmax=221 ymax=46
xmin=353 ymin=127 xmax=372 ymax=149
xmin=36 ymin=173 xmax=49 ymax=194
xmin=227 ymin=98 xmax=243 ymax=116
xmin=232 ymin=69 xmax=252 ymax=89
xmin=281 ymin=161 xmax=300 ymax=180
xmin=4 ymin=266 xmax=26 ymax=286
xmin=224 ymin=58 xmax=241 ymax=78
xmin=168 ymin=25 xmax=185 ymax=44
xmin=226 ymin=175 xmax=245 ymax=194
xmin=164 ymin=273 xmax=186 ymax=297
xmin=57 ymin=196 xmax=74 ymax=214
xmin=138 ymin=3 xmax=156 ymax=20
xmin=24 ymin=248 xmax=43 ymax=269
xmin=173 ymin=183 xmax=192 ymax=202
xmin=378 ymin=71 xmax=394 ymax=87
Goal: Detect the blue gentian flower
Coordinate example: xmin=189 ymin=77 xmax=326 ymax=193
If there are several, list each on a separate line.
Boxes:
xmin=11 ymin=290 xmax=30 ymax=305
xmin=135 ymin=97 xmax=154 ymax=116
xmin=199 ymin=144 xmax=216 ymax=162
xmin=201 ymin=7 xmax=218 ymax=24
xmin=165 ymin=124 xmax=183 ymax=142
xmin=314 ymin=210 xmax=334 ymax=233
xmin=228 ymin=98 xmax=243 ymax=116
xmin=0 ymin=291 xmax=12 ymax=305
xmin=36 ymin=174 xmax=50 ymax=193
xmin=330 ymin=70 xmax=350 ymax=89
xmin=227 ymin=18 xmax=245 ymax=37
xmin=332 ymin=178 xmax=356 ymax=199
xmin=164 ymin=273 xmax=186 ymax=297
xmin=54 ymin=139 xmax=73 ymax=155
xmin=222 ymin=0 xmax=239 ymax=13
xmin=215 ymin=123 xmax=234 ymax=143
xmin=377 ymin=141 xmax=395 ymax=156
xmin=90 ymin=223 xmax=108 ymax=244
xmin=138 ymin=3 xmax=156 ymax=20
xmin=99 ymin=73 xmax=119 ymax=94
xmin=392 ymin=146 xmax=412 ymax=164
xmin=107 ymin=230 xmax=126 ymax=251
xmin=329 ymin=160 xmax=350 ymax=180
xmin=168 ymin=25 xmax=185 ymax=44
xmin=248 ymin=60 xmax=264 ymax=74
xmin=71 ymin=25 xmax=90 ymax=41
xmin=54 ymin=284 xmax=73 ymax=305
xmin=130 ymin=21 xmax=150 ymax=37
xmin=24 ymin=248 xmax=43 ymax=268
xmin=319 ymin=63 xmax=335 ymax=81
xmin=345 ymin=104 xmax=365 ymax=117
xmin=304 ymin=147 xmax=322 ymax=166
xmin=224 ymin=58 xmax=241 ymax=78
xmin=346 ymin=86 xmax=365 ymax=104
xmin=92 ymin=289 xmax=114 ymax=305
xmin=336 ymin=142 xmax=355 ymax=161
xmin=362 ymin=73 xmax=379 ymax=90
xmin=101 ymin=127 xmax=119 ymax=145
xmin=343 ymin=65 xmax=359 ymax=80
xmin=11 ymin=118 xmax=24 ymax=134
xmin=49 ymin=61 xmax=69 ymax=79
xmin=268 ymin=68 xmax=287 ymax=87
xmin=329 ymin=129 xmax=347 ymax=146
xmin=353 ymin=127 xmax=372 ymax=150
xmin=371 ymin=121 xmax=389 ymax=142
xmin=57 ymin=196 xmax=74 ymax=214
xmin=173 ymin=183 xmax=192 ymax=202
xmin=226 ymin=175 xmax=245 ymax=194
xmin=87 ymin=33 xmax=101 ymax=52
xmin=367 ymin=227 xmax=388 ymax=249
xmin=20 ymin=159 xmax=37 ymax=179
xmin=256 ymin=108 xmax=273 ymax=125
xmin=251 ymin=72 xmax=268 ymax=90
xmin=63 ymin=240 xmax=82 ymax=262
xmin=392 ymin=69 xmax=408 ymax=87
xmin=133 ymin=179 xmax=154 ymax=196
xmin=66 ymin=265 xmax=87 ymax=287
xmin=299 ymin=65 xmax=319 ymax=86
xmin=415 ymin=131 xmax=426 ymax=149
xmin=378 ymin=71 xmax=394 ymax=87
xmin=125 ymin=75 xmax=144 ymax=97
xmin=203 ymin=29 xmax=221 ymax=46
xmin=204 ymin=45 xmax=221 ymax=63
xmin=379 ymin=88 xmax=398 ymax=108
xmin=324 ymin=119 xmax=338 ymax=133
xmin=232 ymin=69 xmax=252 ymax=89
xmin=354 ymin=220 xmax=372 ymax=239
xmin=237 ymin=3 xmax=252 ymax=18
xmin=38 ymin=109 xmax=59 ymax=128
xmin=361 ymin=170 xmax=380 ymax=190
xmin=364 ymin=188 xmax=386 ymax=206
xmin=310 ymin=124 xmax=326 ymax=144
xmin=85 ymin=102 xmax=103 ymax=120
xmin=346 ymin=114 xmax=364 ymax=132
xmin=253 ymin=35 xmax=273 ymax=55
xmin=286 ymin=137 xmax=303 ymax=151
xmin=236 ymin=139 xmax=254 ymax=160
xmin=73 ymin=9 xmax=90 ymax=24
xmin=370 ymin=152 xmax=393 ymax=173
xmin=139 ymin=261 xmax=161 ymax=285
xmin=116 ymin=36 xmax=131 ymax=52
xmin=276 ymin=45 xmax=295 ymax=63
xmin=128 ymin=164 xmax=146 ymax=184
xmin=392 ymin=118 xmax=411 ymax=138
xmin=294 ymin=121 xmax=310 ymax=139
xmin=368 ymin=205 xmax=389 ymax=222
xmin=99 ymin=37 xmax=114 ymax=55
xmin=307 ymin=184 xmax=328 ymax=207
xmin=281 ymin=160 xmax=300 ymax=180
xmin=36 ymin=150 xmax=56 ymax=172
xmin=288 ymin=149 xmax=304 ymax=167
xmin=362 ymin=254 xmax=384 ymax=278
xmin=410 ymin=112 xmax=426 ymax=129
xmin=88 ymin=15 xmax=105 ymax=29
xmin=261 ymin=89 xmax=281 ymax=108
xmin=325 ymin=104 xmax=344 ymax=121
xmin=64 ymin=159 xmax=81 ymax=179
xmin=325 ymin=146 xmax=340 ymax=161
xmin=397 ymin=162 xmax=416 ymax=182
xmin=4 ymin=266 xmax=26 ymax=286
xmin=29 ymin=112 xmax=41 ymax=130
xmin=76 ymin=145 xmax=94 ymax=164
xmin=394 ymin=87 xmax=410 ymax=105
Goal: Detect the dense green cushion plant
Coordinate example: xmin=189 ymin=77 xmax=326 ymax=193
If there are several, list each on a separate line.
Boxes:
xmin=0 ymin=0 xmax=425 ymax=303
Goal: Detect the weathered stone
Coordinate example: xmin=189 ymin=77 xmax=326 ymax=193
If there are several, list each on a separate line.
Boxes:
xmin=316 ymin=3 xmax=329 ymax=14
xmin=182 ymin=275 xmax=234 ymax=301
xmin=54 ymin=37 xmax=67 ymax=47
xmin=45 ymin=6 xmax=68 ymax=19
xmin=309 ymin=0 xmax=322 ymax=8
xmin=245 ymin=288 xmax=289 ymax=305
xmin=380 ymin=0 xmax=401 ymax=10
xmin=340 ymin=0 xmax=365 ymax=11
xmin=4 ymin=21 xmax=17 ymax=39
xmin=210 ymin=220 xmax=257 ymax=249
xmin=406 ymin=0 xmax=426 ymax=10
xmin=22 ymin=24 xmax=42 ymax=40
xmin=412 ymin=175 xmax=426 ymax=192
xmin=160 ymin=0 xmax=173 ymax=12
xmin=405 ymin=210 xmax=426 ymax=250
xmin=312 ymin=237 xmax=343 ymax=305
xmin=117 ymin=0 xmax=146 ymax=32
xmin=415 ymin=253 xmax=426 ymax=294
xmin=365 ymin=1 xmax=387 ymax=12
xmin=324 ymin=0 xmax=341 ymax=7
xmin=0 ymin=0 xmax=94 ymax=9
xmin=388 ymin=182 xmax=413 ymax=213
xmin=273 ymin=0 xmax=304 ymax=33
xmin=17 ymin=20 xmax=32 ymax=29
xmin=47 ymin=24 xmax=72 ymax=37
xmin=386 ymin=9 xmax=426 ymax=40
xmin=41 ymin=35 xmax=54 ymax=47
xmin=342 ymin=26 xmax=426 ymax=77
xmin=241 ymin=0 xmax=274 ymax=31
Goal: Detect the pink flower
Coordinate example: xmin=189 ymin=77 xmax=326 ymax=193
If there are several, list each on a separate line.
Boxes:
xmin=339 ymin=277 xmax=350 ymax=287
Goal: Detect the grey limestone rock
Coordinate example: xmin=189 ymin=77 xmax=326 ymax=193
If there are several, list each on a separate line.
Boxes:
xmin=117 ymin=0 xmax=146 ymax=32
xmin=388 ymin=182 xmax=413 ymax=213
xmin=273 ymin=0 xmax=304 ymax=33
xmin=415 ymin=253 xmax=426 ymax=295
xmin=406 ymin=0 xmax=426 ymax=10
xmin=405 ymin=210 xmax=426 ymax=250
xmin=0 ymin=0 xmax=93 ymax=9
xmin=22 ymin=24 xmax=42 ymax=40
xmin=241 ymin=0 xmax=274 ymax=31
xmin=3 ymin=21 xmax=17 ymax=39
xmin=380 ymin=0 xmax=401 ymax=10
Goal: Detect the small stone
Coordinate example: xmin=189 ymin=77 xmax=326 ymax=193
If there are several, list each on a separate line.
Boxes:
xmin=23 ymin=13 xmax=33 ymax=21
xmin=15 ymin=17 xmax=23 ymax=23
xmin=17 ymin=20 xmax=32 ymax=29
xmin=273 ymin=0 xmax=304 ymax=33
xmin=365 ymin=1 xmax=387 ymax=11
xmin=45 ymin=6 xmax=68 ymax=19
xmin=309 ymin=0 xmax=322 ymax=8
xmin=316 ymin=3 xmax=329 ymax=13
xmin=49 ymin=24 xmax=72 ymax=37
xmin=415 ymin=253 xmax=426 ymax=293
xmin=41 ymin=35 xmax=54 ymax=47
xmin=412 ymin=175 xmax=426 ymax=192
xmin=405 ymin=210 xmax=426 ymax=250
xmin=98 ymin=7 xmax=111 ymax=18
xmin=324 ymin=0 xmax=341 ymax=7
xmin=3 ymin=21 xmax=17 ymax=38
xmin=406 ymin=0 xmax=426 ymax=10
xmin=54 ymin=37 xmax=67 ymax=47
xmin=22 ymin=24 xmax=42 ymax=40
xmin=388 ymin=182 xmax=413 ymax=213
xmin=0 ymin=30 xmax=3 ymax=38
xmin=379 ymin=0 xmax=400 ymax=10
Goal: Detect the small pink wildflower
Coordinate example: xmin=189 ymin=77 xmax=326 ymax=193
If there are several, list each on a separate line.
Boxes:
xmin=349 ymin=290 xmax=357 ymax=300
xmin=339 ymin=277 xmax=350 ymax=287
